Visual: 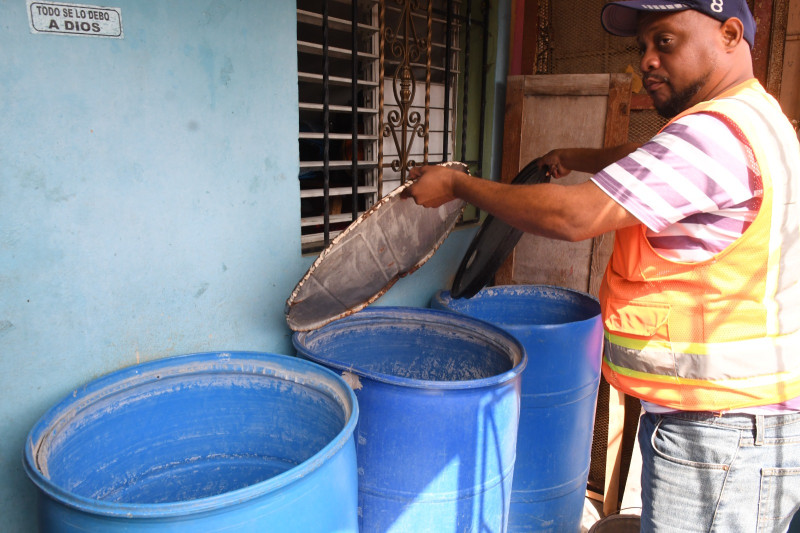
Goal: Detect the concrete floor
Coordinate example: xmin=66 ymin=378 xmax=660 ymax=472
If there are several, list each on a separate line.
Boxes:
xmin=580 ymin=497 xmax=605 ymax=532
xmin=580 ymin=495 xmax=643 ymax=532
xmin=580 ymin=435 xmax=644 ymax=532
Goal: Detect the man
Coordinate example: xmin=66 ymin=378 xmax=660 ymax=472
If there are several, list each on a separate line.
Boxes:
xmin=404 ymin=1 xmax=800 ymax=530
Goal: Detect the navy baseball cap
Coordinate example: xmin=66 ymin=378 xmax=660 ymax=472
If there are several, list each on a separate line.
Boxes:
xmin=601 ymin=1 xmax=756 ymax=48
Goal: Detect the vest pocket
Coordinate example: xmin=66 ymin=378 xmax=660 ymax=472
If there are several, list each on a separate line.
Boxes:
xmin=604 ymin=298 xmax=670 ymax=338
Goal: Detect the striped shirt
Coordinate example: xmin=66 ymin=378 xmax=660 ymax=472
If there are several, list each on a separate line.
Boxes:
xmin=592 ymin=112 xmax=762 ymax=262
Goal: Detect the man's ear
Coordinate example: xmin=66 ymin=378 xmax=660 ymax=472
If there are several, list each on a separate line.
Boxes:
xmin=720 ymin=17 xmax=745 ymax=50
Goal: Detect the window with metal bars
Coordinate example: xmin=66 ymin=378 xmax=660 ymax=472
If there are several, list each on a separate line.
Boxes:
xmin=297 ymin=0 xmax=489 ymax=253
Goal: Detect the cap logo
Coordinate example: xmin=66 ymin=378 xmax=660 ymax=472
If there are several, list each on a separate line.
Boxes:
xmin=710 ymin=0 xmax=724 ymax=12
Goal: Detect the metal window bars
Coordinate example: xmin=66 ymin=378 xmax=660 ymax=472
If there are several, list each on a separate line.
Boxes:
xmin=298 ymin=0 xmax=489 ymax=253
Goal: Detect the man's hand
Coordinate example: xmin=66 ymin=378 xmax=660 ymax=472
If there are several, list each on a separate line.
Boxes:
xmin=539 ymin=144 xmax=641 ymax=178
xmin=539 ymin=149 xmax=573 ymax=179
xmin=402 ymin=165 xmax=464 ymax=208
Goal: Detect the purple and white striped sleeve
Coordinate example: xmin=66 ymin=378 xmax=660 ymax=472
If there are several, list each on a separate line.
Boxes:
xmin=591 ymin=113 xmax=758 ymax=232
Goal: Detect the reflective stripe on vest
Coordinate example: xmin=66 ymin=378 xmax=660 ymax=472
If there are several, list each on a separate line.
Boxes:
xmin=600 ymin=79 xmax=800 ymax=411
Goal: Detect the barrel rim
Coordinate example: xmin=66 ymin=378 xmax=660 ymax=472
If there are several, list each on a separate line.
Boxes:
xmin=433 ymin=284 xmax=601 ymax=326
xmin=292 ymin=306 xmax=528 ymax=390
xmin=22 ymin=351 xmax=359 ymax=519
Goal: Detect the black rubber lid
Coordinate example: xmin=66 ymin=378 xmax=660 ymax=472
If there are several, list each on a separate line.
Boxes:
xmin=450 ymin=159 xmax=550 ymax=299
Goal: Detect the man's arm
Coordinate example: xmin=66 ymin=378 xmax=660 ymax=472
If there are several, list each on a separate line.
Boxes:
xmin=539 ymin=143 xmax=640 ymax=178
xmin=404 ymin=164 xmax=640 ymax=242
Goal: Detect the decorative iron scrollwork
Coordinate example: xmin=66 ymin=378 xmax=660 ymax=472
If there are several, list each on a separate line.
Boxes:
xmin=381 ymin=0 xmax=431 ymax=184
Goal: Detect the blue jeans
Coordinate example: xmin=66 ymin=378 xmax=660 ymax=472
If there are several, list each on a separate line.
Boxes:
xmin=639 ymin=411 xmax=800 ymax=532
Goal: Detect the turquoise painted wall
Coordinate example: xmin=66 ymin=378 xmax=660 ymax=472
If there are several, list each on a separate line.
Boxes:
xmin=0 ymin=1 xmax=486 ymax=530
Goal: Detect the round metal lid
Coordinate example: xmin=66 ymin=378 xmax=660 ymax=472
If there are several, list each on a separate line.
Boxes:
xmin=450 ymin=159 xmax=549 ymax=299
xmin=285 ymin=163 xmax=468 ymax=331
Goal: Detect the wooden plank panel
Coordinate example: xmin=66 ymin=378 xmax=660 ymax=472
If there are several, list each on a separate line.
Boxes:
xmin=500 ymin=76 xmax=527 ymax=184
xmin=752 ymin=0 xmax=775 ymax=86
xmin=498 ymin=74 xmax=632 ymax=294
xmin=780 ymin=0 xmax=800 ymax=123
xmin=521 ymin=0 xmax=540 ymax=76
xmin=511 ymin=88 xmax=605 ymax=291
xmin=782 ymin=39 xmax=800 ymax=123
xmin=494 ymin=76 xmax=526 ymax=286
xmin=523 ymin=73 xmax=617 ymax=96
xmin=497 ymin=74 xmax=627 ymax=293
xmin=604 ymin=74 xmax=634 ymax=146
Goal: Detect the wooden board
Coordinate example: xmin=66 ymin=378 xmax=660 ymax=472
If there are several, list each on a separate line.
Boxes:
xmin=495 ymin=73 xmax=632 ymax=297
xmin=779 ymin=0 xmax=800 ymax=125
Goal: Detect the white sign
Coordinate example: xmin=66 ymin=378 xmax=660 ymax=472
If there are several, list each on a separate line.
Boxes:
xmin=27 ymin=1 xmax=123 ymax=38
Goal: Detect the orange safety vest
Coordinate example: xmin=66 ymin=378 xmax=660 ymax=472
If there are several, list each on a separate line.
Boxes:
xmin=600 ymin=79 xmax=800 ymax=411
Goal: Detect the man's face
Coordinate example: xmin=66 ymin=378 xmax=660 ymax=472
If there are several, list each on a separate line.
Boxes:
xmin=637 ymin=10 xmax=721 ymax=118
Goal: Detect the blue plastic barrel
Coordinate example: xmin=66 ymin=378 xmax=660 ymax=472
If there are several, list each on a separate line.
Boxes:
xmin=292 ymin=307 xmax=527 ymax=533
xmin=23 ymin=351 xmax=359 ymax=532
xmin=432 ymin=286 xmax=603 ymax=532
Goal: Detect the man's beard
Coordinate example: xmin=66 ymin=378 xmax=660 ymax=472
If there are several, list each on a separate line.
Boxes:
xmin=646 ymin=73 xmax=710 ymax=119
